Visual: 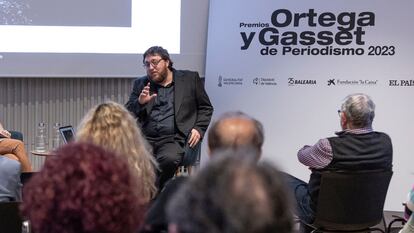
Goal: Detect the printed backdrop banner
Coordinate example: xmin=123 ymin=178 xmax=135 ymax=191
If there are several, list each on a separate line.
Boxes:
xmin=205 ymin=0 xmax=414 ymax=210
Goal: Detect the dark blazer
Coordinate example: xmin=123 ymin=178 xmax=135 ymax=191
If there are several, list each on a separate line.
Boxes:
xmin=126 ymin=69 xmax=213 ymax=139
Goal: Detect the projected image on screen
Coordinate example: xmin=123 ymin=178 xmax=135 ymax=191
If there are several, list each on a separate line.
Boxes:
xmin=0 ymin=0 xmax=181 ymax=77
xmin=1 ymin=0 xmax=131 ymax=26
xmin=0 ymin=0 xmax=180 ymax=53
xmin=0 ymin=0 xmax=32 ymax=24
xmin=6 ymin=0 xmax=132 ymax=27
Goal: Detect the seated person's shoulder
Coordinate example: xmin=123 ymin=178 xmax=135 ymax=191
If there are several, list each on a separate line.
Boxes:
xmin=141 ymin=177 xmax=188 ymax=233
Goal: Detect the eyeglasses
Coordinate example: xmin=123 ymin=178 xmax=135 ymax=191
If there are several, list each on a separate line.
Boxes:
xmin=143 ymin=58 xmax=163 ymax=68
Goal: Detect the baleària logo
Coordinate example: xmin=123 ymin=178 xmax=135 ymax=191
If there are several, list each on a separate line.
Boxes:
xmin=288 ymin=78 xmax=317 ymax=85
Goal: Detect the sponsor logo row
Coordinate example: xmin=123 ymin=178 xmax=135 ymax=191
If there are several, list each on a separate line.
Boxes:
xmin=217 ymin=76 xmax=414 ymax=87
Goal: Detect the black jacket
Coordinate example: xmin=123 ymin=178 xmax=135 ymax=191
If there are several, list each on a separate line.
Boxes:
xmin=125 ymin=69 xmax=213 ymax=139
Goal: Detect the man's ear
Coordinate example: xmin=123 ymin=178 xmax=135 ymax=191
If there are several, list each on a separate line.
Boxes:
xmin=340 ymin=112 xmax=347 ymax=129
xmin=168 ymin=223 xmax=179 ymax=233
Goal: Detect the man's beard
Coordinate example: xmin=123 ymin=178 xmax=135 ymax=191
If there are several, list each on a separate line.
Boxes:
xmin=149 ymin=67 xmax=168 ymax=84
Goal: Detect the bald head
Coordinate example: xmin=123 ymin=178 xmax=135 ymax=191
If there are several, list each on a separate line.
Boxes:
xmin=216 ymin=117 xmax=258 ymax=146
xmin=207 ymin=112 xmax=264 ymax=158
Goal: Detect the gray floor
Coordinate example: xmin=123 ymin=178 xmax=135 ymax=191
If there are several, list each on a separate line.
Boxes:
xmin=294 ymin=211 xmax=406 ymax=232
xmin=381 ymin=211 xmax=405 ymax=232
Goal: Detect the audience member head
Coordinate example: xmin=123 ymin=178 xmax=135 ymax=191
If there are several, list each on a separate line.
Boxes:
xmin=167 ymin=149 xmax=294 ymax=233
xmin=339 ymin=93 xmax=375 ymax=130
xmin=207 ymin=111 xmax=264 ymax=159
xmin=143 ymin=46 xmax=174 ymax=70
xmin=21 ymin=142 xmax=146 ymax=233
xmin=76 ymin=101 xmax=157 ymax=201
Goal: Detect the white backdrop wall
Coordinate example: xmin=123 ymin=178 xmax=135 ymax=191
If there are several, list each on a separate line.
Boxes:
xmin=205 ymin=0 xmax=414 ymax=211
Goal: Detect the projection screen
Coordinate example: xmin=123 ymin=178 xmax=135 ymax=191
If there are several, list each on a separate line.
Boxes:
xmin=0 ymin=0 xmax=182 ymax=77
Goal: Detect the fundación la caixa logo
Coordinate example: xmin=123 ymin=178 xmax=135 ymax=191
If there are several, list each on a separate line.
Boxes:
xmin=389 ymin=79 xmax=414 ymax=86
xmin=327 ymin=78 xmax=378 ymax=86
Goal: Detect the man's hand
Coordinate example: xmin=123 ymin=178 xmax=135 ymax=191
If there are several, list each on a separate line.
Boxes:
xmin=138 ymin=82 xmax=157 ymax=105
xmin=188 ymin=128 xmax=201 ymax=148
xmin=0 ymin=129 xmax=11 ymax=138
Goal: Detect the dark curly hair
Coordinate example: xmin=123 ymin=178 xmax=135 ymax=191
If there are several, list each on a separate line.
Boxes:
xmin=21 ymin=142 xmax=146 ymax=233
xmin=143 ymin=46 xmax=174 ymax=70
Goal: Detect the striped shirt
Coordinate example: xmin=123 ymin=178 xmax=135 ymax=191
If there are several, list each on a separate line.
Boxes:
xmin=297 ymin=127 xmax=373 ymax=169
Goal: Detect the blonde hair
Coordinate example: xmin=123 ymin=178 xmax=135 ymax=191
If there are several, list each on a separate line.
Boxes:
xmin=76 ymin=101 xmax=158 ymax=201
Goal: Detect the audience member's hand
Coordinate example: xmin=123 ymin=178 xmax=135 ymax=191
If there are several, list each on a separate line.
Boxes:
xmin=188 ymin=129 xmax=201 ymax=148
xmin=138 ymin=83 xmax=157 ymax=105
xmin=0 ymin=129 xmax=11 ymax=138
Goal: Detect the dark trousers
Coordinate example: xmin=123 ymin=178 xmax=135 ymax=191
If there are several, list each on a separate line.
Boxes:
xmin=148 ymin=136 xmax=184 ymax=190
xmin=283 ymin=173 xmax=316 ymax=227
